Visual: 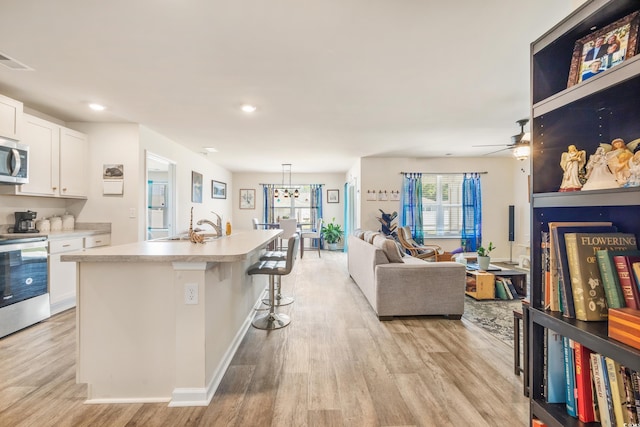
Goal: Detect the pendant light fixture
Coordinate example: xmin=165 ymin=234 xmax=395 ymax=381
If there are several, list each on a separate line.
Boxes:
xmin=274 ymin=163 xmax=299 ymax=198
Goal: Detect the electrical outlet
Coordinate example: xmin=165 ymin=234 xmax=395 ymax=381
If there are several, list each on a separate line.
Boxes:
xmin=184 ymin=283 xmax=198 ymax=305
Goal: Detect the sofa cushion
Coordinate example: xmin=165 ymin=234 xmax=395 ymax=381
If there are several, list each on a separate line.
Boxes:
xmin=372 ymin=235 xmax=404 ymax=263
xmin=353 ymin=229 xmax=365 ymax=240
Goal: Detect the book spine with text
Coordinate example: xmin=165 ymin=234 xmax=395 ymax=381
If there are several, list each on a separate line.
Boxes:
xmin=605 ymin=356 xmax=628 ymax=427
xmin=563 ymin=337 xmax=577 ymax=417
xmin=591 ymin=353 xmax=613 ymax=427
xmin=597 ymin=250 xmax=626 ymax=309
xmin=613 ymin=255 xmax=640 ymax=309
xmin=621 ymin=366 xmax=639 ymax=424
xmin=574 ymin=342 xmax=596 ymax=422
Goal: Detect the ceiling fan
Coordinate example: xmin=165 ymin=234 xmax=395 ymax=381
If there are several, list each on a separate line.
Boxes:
xmin=474 ymin=119 xmax=531 ymax=157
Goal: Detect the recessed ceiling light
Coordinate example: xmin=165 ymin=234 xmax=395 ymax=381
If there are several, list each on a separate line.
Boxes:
xmin=241 ymin=104 xmax=256 ymax=113
xmin=204 ymin=147 xmax=218 ymax=153
xmin=89 ymin=103 xmax=105 ymax=111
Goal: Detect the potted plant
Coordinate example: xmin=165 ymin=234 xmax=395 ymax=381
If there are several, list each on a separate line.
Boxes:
xmin=321 ymin=217 xmax=343 ymax=250
xmin=476 ymin=242 xmax=495 ymax=271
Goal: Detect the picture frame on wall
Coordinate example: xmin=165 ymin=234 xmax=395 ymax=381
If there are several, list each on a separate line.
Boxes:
xmin=327 ymin=189 xmax=339 ymax=203
xmin=567 ymin=10 xmax=640 ymax=87
xmin=212 ymin=180 xmax=227 ymax=199
xmin=239 ymin=189 xmax=255 ymax=209
xmin=191 ymin=171 xmax=203 ymax=203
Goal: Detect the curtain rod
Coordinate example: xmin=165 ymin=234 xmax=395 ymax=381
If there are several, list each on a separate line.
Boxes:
xmin=399 ymin=171 xmax=488 ymax=175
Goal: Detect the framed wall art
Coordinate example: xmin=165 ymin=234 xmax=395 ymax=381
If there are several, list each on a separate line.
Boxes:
xmin=212 ymin=180 xmax=226 ymax=199
xmin=567 ymin=10 xmax=640 ymax=87
xmin=327 ymin=189 xmax=339 ymax=203
xmin=191 ymin=171 xmax=203 ymax=203
xmin=239 ymin=189 xmax=255 ymax=209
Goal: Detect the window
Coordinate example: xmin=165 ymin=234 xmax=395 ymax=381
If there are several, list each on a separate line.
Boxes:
xmin=273 ymin=185 xmax=312 ymax=224
xmin=422 ymin=174 xmax=463 ymax=237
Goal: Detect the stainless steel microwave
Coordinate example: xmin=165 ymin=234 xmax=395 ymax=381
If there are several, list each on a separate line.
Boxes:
xmin=0 ymin=140 xmax=28 ymax=184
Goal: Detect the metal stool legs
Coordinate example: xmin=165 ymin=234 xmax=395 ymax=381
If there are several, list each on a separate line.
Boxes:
xmin=252 ymin=275 xmax=290 ymax=330
xmin=262 ymin=276 xmax=294 ymax=306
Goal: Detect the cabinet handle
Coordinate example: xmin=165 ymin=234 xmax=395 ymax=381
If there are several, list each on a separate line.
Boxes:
xmin=62 ymin=244 xmax=71 ymax=248
xmin=95 ymin=240 xmax=102 ymax=244
xmin=63 ymin=188 xmax=67 ymax=192
xmin=52 ymin=187 xmax=57 ymax=190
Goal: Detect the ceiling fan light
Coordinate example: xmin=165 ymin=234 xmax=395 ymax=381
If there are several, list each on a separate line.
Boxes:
xmin=513 ymin=144 xmax=530 ymax=160
xmin=274 ymin=189 xmax=279 ymax=197
xmin=293 ymin=188 xmax=299 ymax=198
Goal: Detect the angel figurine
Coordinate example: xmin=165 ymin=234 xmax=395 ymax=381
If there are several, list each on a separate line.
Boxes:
xmin=604 ymin=138 xmax=640 ymax=185
xmin=582 ymin=145 xmax=618 ymax=191
xmin=623 ymin=151 xmax=640 ymax=188
xmin=559 ymin=144 xmax=586 ymax=192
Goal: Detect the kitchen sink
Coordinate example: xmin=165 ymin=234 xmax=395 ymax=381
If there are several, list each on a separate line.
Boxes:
xmin=152 ymin=233 xmax=221 ymax=242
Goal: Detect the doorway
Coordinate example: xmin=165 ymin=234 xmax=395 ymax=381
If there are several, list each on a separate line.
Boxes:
xmin=145 ymin=151 xmax=176 ymax=240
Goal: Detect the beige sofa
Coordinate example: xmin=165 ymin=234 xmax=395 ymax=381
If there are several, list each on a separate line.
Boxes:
xmin=347 ymin=232 xmax=466 ymax=320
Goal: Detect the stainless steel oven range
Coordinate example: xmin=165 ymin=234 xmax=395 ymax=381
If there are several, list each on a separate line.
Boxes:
xmin=0 ymin=236 xmax=49 ymax=338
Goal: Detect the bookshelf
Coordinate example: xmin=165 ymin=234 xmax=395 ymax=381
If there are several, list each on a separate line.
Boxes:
xmin=529 ymin=1 xmax=640 ymax=426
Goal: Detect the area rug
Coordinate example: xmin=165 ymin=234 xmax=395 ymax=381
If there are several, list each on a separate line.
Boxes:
xmin=463 ymin=297 xmax=524 ymax=345
xmin=462 ymin=262 xmax=529 ymax=345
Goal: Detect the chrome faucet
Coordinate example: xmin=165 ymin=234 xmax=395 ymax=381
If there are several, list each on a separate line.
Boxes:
xmin=197 ymin=211 xmax=222 ymax=236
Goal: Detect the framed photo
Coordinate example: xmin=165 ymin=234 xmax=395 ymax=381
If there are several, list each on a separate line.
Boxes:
xmin=191 ymin=171 xmax=203 ymax=203
xmin=366 ymin=190 xmax=377 ymax=201
xmin=377 ymin=190 xmax=388 ymax=201
xmin=239 ymin=189 xmax=255 ymax=209
xmin=103 ymin=164 xmax=124 ymax=179
xmin=567 ymin=11 xmax=640 ymax=87
xmin=212 ymin=180 xmax=226 ymax=199
xmin=327 ymin=189 xmax=339 ymax=203
xmin=389 ymin=190 xmax=400 ymax=201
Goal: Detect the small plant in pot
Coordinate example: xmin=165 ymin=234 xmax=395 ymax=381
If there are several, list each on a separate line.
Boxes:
xmin=321 ymin=217 xmax=343 ymax=250
xmin=476 ymin=242 xmax=495 ymax=271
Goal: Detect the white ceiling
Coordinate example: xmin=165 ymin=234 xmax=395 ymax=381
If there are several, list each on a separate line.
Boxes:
xmin=0 ymin=0 xmax=574 ymax=173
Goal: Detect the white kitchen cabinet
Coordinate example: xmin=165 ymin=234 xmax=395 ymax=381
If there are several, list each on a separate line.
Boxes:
xmin=0 ymin=94 xmax=23 ymax=140
xmin=17 ymin=114 xmax=59 ymax=196
xmin=49 ymin=237 xmax=83 ymax=315
xmin=0 ymin=114 xmax=88 ymax=198
xmin=84 ymin=233 xmax=111 ymax=248
xmin=59 ymin=127 xmax=88 ymax=198
xmin=49 ymin=233 xmax=111 ymax=314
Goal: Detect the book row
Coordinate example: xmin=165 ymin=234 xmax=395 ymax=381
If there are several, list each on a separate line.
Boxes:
xmin=546 ymin=329 xmax=640 ymax=426
xmin=541 ymin=221 xmax=640 ymax=321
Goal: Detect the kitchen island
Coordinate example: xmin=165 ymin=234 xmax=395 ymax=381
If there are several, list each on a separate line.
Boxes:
xmin=61 ymin=229 xmax=281 ymax=407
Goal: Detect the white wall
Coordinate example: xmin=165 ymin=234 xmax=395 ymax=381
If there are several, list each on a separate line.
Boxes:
xmin=232 ymin=172 xmax=345 ymax=231
xmin=66 ymin=123 xmax=140 ymax=246
xmin=348 ymin=156 xmax=531 ymax=262
xmin=139 ymin=126 xmax=233 ymax=238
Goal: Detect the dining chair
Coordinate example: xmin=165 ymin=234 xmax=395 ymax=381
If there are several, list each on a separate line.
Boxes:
xmin=300 ymin=218 xmax=323 ymax=258
xmin=278 ymin=218 xmax=298 ymax=250
xmin=252 ymin=218 xmax=260 ymax=229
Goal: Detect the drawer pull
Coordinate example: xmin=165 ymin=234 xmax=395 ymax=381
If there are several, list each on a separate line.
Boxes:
xmin=62 ymin=244 xmax=71 ymax=248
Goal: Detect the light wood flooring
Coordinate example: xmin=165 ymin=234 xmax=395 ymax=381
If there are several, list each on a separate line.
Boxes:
xmin=0 ymin=250 xmax=528 ymax=426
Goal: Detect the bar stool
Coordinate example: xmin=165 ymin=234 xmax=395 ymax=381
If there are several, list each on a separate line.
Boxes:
xmin=259 ymin=239 xmax=295 ymax=306
xmin=248 ymin=235 xmax=299 ymax=330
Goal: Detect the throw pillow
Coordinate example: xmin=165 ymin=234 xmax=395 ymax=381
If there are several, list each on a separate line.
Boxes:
xmin=372 ymin=235 xmax=404 ymax=263
xmin=353 ymin=229 xmax=365 ymax=240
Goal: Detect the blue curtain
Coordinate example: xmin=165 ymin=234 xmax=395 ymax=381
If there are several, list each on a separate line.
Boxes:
xmin=461 ymin=173 xmax=482 ymax=251
xmin=262 ymin=185 xmax=276 ymax=224
xmin=400 ymin=173 xmax=424 ymax=244
xmin=309 ymin=184 xmax=323 ymax=228
xmin=343 ymin=182 xmax=349 ymax=252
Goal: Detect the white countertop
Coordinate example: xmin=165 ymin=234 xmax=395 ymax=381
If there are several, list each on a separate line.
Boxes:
xmin=61 ymin=229 xmax=281 ymax=263
xmin=0 ymin=229 xmax=108 ymax=240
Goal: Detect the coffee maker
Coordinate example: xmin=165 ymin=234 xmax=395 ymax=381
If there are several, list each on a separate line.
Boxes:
xmin=13 ymin=210 xmax=38 ymax=233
